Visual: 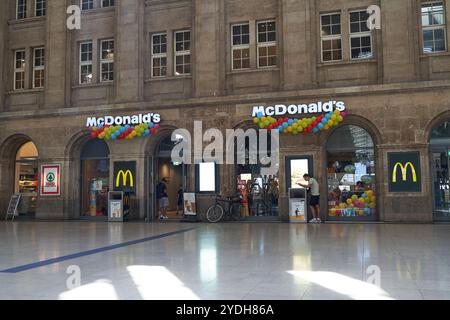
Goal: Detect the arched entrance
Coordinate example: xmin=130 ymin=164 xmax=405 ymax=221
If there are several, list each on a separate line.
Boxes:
xmin=15 ymin=141 xmax=39 ymax=217
xmin=80 ymin=139 xmax=110 ymax=219
xmin=146 ymin=132 xmax=187 ymax=221
xmin=430 ymin=120 xmax=450 ymax=221
xmin=326 ymin=125 xmax=377 ymax=221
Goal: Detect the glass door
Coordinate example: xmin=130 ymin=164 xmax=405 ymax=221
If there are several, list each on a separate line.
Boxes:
xmin=432 ymin=149 xmax=450 ymax=220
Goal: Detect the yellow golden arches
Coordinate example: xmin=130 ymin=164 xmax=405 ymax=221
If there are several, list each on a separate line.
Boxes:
xmin=392 ymin=162 xmax=417 ymax=183
xmin=116 ymin=170 xmax=134 ymax=188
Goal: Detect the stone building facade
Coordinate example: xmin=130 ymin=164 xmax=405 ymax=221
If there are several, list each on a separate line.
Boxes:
xmin=0 ymin=0 xmax=449 ymax=223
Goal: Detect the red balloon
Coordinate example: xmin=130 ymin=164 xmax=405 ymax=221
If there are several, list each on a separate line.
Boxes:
xmin=91 ymin=132 xmax=97 ymax=138
xmin=150 ymin=128 xmax=155 ymax=134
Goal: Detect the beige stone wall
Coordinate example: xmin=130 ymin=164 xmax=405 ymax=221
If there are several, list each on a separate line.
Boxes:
xmin=0 ymin=0 xmax=449 ymax=222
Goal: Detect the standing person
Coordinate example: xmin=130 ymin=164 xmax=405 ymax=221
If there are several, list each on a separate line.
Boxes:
xmin=298 ymin=174 xmax=321 ymax=224
xmin=156 ymin=178 xmax=169 ymax=220
xmin=177 ymin=184 xmax=184 ymax=215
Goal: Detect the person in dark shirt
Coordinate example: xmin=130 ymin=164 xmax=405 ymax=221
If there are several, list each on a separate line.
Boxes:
xmin=156 ymin=178 xmax=169 ymax=220
xmin=177 ymin=185 xmax=184 ymax=215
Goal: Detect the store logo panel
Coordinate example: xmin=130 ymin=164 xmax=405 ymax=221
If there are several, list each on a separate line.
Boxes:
xmin=388 ymin=152 xmax=422 ymax=193
xmin=113 ymin=161 xmax=136 ymax=194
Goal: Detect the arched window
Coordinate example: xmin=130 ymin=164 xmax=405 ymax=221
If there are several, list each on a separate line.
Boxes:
xmin=327 ymin=125 xmax=377 ymax=220
xmin=430 ymin=121 xmax=450 ymax=220
xmin=15 ymin=141 xmax=38 ymax=216
xmin=80 ymin=139 xmax=110 ymax=218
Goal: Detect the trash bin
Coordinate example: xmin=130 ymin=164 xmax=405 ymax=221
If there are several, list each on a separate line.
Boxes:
xmin=108 ymin=191 xmax=124 ymax=222
xmin=288 ymin=188 xmax=307 ymax=223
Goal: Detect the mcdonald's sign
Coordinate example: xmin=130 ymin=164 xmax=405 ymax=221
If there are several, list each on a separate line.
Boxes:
xmin=114 ymin=161 xmax=136 ymax=194
xmin=388 ymin=152 xmax=421 ymax=192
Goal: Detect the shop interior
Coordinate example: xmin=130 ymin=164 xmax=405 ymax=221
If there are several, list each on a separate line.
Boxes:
xmin=14 ymin=141 xmax=39 ymax=217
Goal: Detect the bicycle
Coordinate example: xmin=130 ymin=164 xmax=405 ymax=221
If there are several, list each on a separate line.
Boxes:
xmin=206 ymin=193 xmax=244 ymax=223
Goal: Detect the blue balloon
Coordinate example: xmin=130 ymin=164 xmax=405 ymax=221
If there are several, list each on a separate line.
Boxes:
xmin=322 ymin=119 xmax=327 ymax=124
xmin=149 ymin=122 xmax=154 ymax=128
xmin=257 ymin=112 xmax=263 ymax=119
xmin=318 ymin=123 xmax=324 ymax=129
xmin=362 ymin=194 xmax=367 ymax=199
xmin=278 ymin=128 xmax=284 ymax=132
xmin=288 ymin=119 xmax=294 ymax=125
xmin=313 ymin=127 xmax=319 ymax=133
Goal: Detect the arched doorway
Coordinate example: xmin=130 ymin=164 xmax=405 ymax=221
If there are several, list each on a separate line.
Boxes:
xmin=147 ymin=133 xmax=187 ymax=221
xmin=15 ymin=141 xmax=39 ymax=217
xmin=430 ymin=120 xmax=450 ymax=221
xmin=80 ymin=139 xmax=110 ymax=219
xmin=326 ymin=125 xmax=377 ymax=221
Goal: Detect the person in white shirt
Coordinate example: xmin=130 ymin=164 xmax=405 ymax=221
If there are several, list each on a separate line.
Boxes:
xmin=298 ymin=174 xmax=322 ymax=224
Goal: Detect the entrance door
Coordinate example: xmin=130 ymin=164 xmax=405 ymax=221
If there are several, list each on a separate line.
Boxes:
xmin=431 ymin=149 xmax=450 ymax=220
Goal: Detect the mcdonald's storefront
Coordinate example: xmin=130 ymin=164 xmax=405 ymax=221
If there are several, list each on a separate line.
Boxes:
xmin=0 ymin=90 xmax=449 ymax=224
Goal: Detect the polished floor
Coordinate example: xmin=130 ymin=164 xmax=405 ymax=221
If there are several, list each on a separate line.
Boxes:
xmin=0 ymin=221 xmax=450 ymax=300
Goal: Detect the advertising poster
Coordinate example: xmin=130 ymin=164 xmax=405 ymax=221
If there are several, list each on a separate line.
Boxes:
xmin=40 ymin=164 xmax=61 ymax=196
xmin=183 ymin=193 xmax=197 ymax=216
xmin=289 ymin=159 xmax=310 ymax=189
xmin=114 ymin=161 xmax=137 ymax=194
xmin=388 ymin=152 xmax=422 ymax=192
xmin=289 ymin=199 xmax=306 ymax=223
xmin=110 ymin=200 xmax=122 ymax=219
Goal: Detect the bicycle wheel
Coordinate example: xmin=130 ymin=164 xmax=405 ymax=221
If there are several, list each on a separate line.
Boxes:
xmin=206 ymin=204 xmax=225 ymax=223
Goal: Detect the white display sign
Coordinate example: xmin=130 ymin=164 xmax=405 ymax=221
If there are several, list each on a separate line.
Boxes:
xmin=183 ymin=193 xmax=197 ymax=216
xmin=40 ymin=164 xmax=61 ymax=196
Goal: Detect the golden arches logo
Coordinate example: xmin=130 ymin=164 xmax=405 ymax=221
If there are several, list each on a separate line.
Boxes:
xmin=392 ymin=162 xmax=417 ymax=183
xmin=116 ymin=170 xmax=134 ymax=188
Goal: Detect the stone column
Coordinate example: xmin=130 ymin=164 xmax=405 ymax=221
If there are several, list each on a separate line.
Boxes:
xmin=44 ymin=0 xmax=68 ymax=108
xmin=115 ymin=0 xmax=145 ymax=103
xmin=0 ymin=2 xmax=8 ymax=112
xmin=280 ymin=0 xmax=315 ymax=90
xmin=193 ymin=0 xmax=224 ymax=97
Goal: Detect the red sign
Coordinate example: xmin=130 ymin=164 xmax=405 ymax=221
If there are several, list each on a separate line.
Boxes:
xmin=40 ymin=164 xmax=61 ymax=196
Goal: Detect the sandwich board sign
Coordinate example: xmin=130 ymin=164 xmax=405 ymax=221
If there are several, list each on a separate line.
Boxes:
xmin=5 ymin=194 xmax=21 ymax=221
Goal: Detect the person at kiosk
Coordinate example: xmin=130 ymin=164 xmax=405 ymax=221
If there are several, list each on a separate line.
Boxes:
xmin=297 ymin=174 xmax=322 ymax=224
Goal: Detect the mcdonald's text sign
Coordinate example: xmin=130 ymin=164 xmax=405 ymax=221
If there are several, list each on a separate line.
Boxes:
xmin=388 ymin=152 xmax=421 ymax=192
xmin=114 ymin=161 xmax=136 ymax=194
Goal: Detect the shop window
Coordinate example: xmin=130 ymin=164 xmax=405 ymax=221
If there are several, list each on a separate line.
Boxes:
xmin=196 ymin=162 xmax=219 ymax=194
xmin=174 ymin=30 xmax=191 ymax=75
xmin=430 ymin=121 xmax=450 ymax=220
xmin=349 ymin=10 xmax=373 ymax=60
xmin=35 ymin=0 xmax=46 ymax=17
xmin=327 ymin=125 xmax=377 ymax=220
xmin=15 ymin=141 xmax=38 ymax=216
xmin=421 ymin=1 xmax=447 ymax=53
xmin=320 ymin=13 xmax=342 ymax=62
xmin=257 ymin=20 xmax=277 ymax=68
xmin=232 ymin=23 xmax=250 ymax=70
xmin=81 ymin=139 xmax=110 ymax=218
xmin=151 ymin=33 xmax=167 ymax=77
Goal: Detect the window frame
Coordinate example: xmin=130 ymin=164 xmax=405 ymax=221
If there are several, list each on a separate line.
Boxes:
xmin=101 ymin=0 xmax=115 ymax=8
xmin=14 ymin=50 xmax=26 ymax=90
xmin=79 ymin=41 xmax=93 ymax=85
xmin=100 ymin=39 xmax=114 ymax=83
xmin=174 ymin=29 xmax=191 ymax=76
xmin=35 ymin=0 xmax=46 ymax=17
xmin=80 ymin=0 xmax=94 ymax=11
xmin=256 ymin=19 xmax=277 ymax=69
xmin=320 ymin=12 xmax=343 ymax=63
xmin=231 ymin=22 xmax=251 ymax=71
xmin=151 ymin=32 xmax=168 ymax=78
xmin=348 ymin=9 xmax=373 ymax=61
xmin=16 ymin=0 xmax=27 ymax=20
xmin=421 ymin=1 xmax=447 ymax=54
xmin=32 ymin=47 xmax=45 ymax=89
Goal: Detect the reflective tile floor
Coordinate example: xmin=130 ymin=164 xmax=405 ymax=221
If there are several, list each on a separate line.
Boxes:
xmin=1 ymin=221 xmax=450 ymax=300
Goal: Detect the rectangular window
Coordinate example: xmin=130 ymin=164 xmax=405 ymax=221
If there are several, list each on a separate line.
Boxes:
xmin=196 ymin=162 xmax=219 ymax=193
xmin=257 ymin=20 xmax=277 ymax=68
xmin=14 ymin=50 xmax=26 ymax=90
xmin=174 ymin=30 xmax=191 ymax=75
xmin=79 ymin=42 xmax=93 ymax=84
xmin=321 ymin=13 xmax=342 ymax=62
xmin=16 ymin=0 xmax=27 ymax=19
xmin=81 ymin=0 xmax=94 ymax=10
xmin=349 ymin=10 xmax=373 ymax=60
xmin=421 ymin=1 xmax=447 ymax=53
xmin=151 ymin=33 xmax=167 ymax=78
xmin=33 ymin=48 xmax=45 ymax=88
xmin=102 ymin=0 xmax=115 ymax=8
xmin=100 ymin=40 xmax=114 ymax=82
xmin=35 ymin=0 xmax=46 ymax=17
xmin=231 ymin=23 xmax=250 ymax=70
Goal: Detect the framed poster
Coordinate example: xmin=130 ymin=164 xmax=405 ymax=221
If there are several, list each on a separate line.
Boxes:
xmin=388 ymin=152 xmax=422 ymax=193
xmin=289 ymin=199 xmax=306 ymax=223
xmin=285 ymin=156 xmax=314 ymax=191
xmin=183 ymin=193 xmax=197 ymax=216
xmin=40 ymin=164 xmax=61 ymax=196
